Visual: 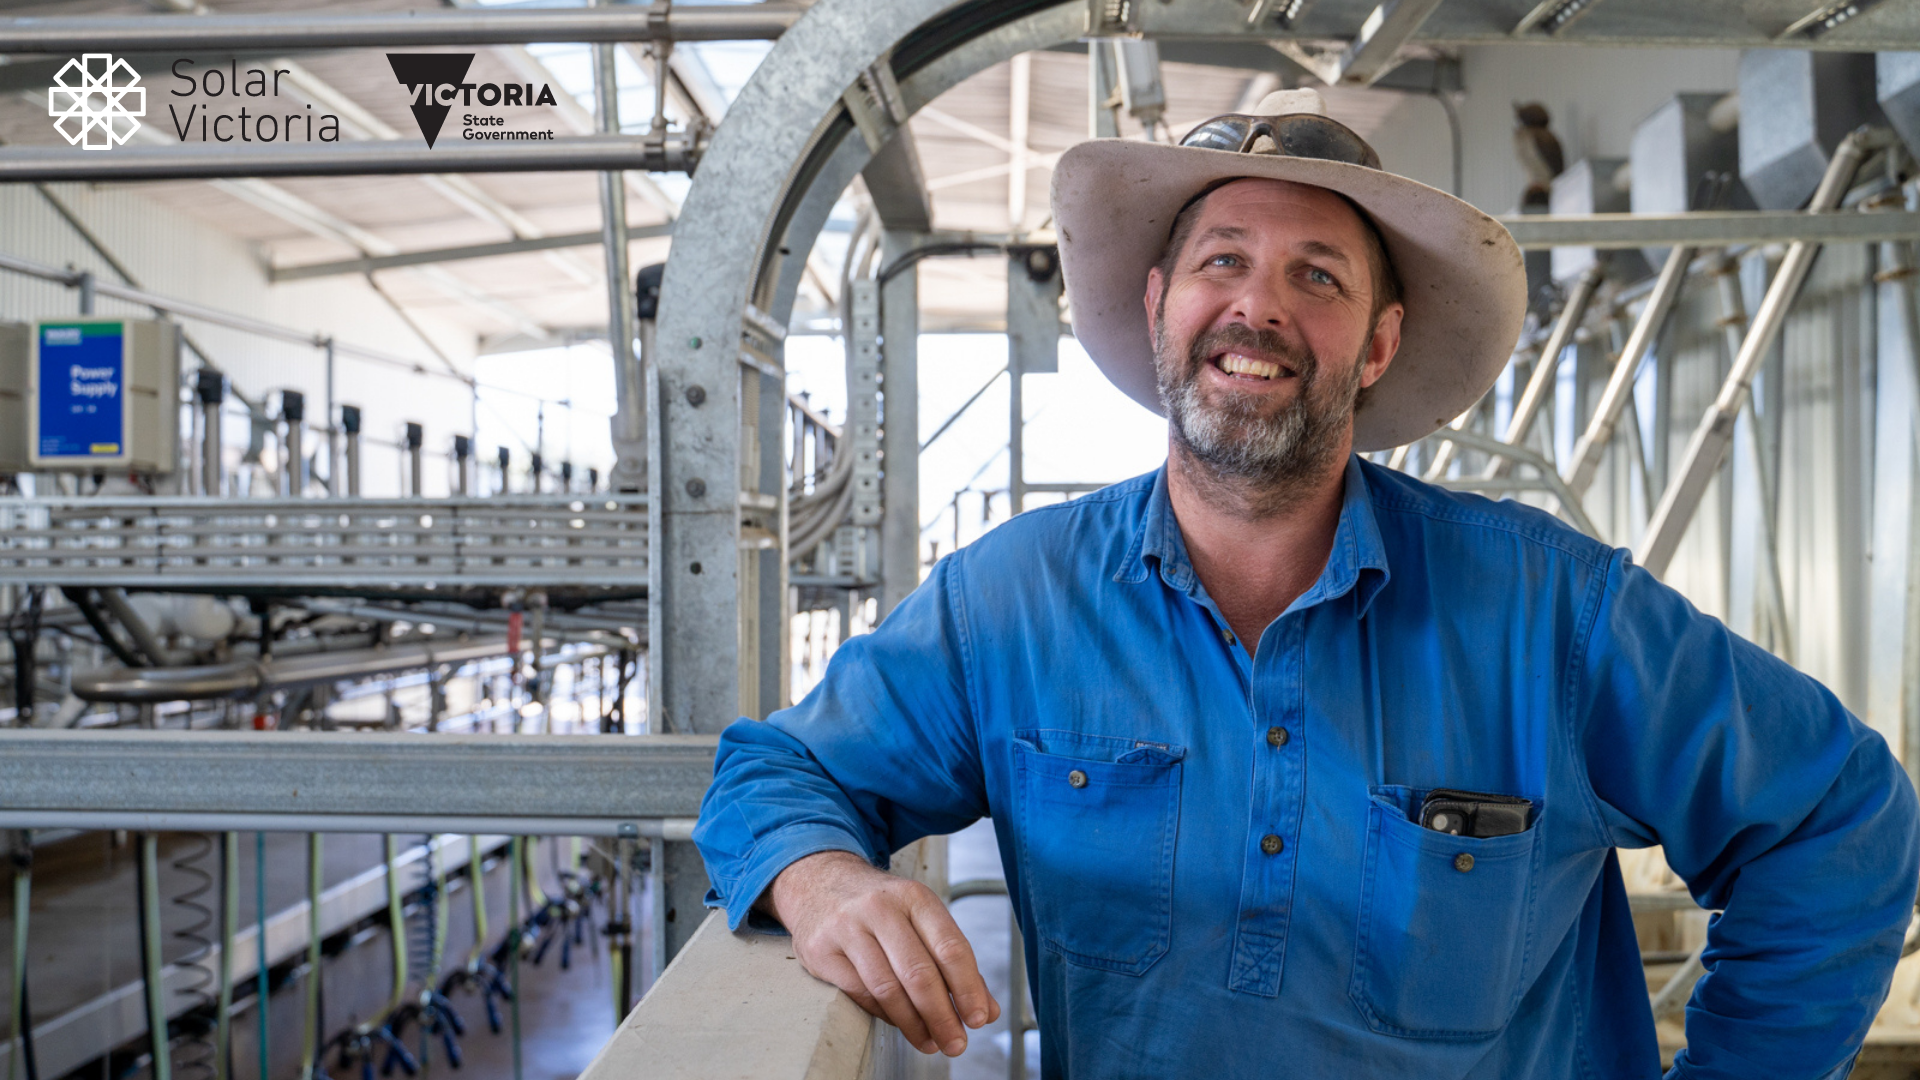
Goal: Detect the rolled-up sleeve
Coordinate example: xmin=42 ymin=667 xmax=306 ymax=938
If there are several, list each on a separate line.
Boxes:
xmin=694 ymin=555 xmax=990 ymax=930
xmin=1572 ymin=551 xmax=1919 ymax=1080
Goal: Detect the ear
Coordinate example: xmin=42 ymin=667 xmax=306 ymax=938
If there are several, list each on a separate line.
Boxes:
xmin=1359 ymin=302 xmax=1404 ymax=389
xmin=1143 ymin=265 xmax=1166 ymax=341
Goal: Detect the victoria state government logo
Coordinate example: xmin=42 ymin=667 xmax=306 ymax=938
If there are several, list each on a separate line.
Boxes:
xmin=48 ymin=54 xmax=147 ymax=149
xmin=387 ymin=53 xmax=558 ymax=147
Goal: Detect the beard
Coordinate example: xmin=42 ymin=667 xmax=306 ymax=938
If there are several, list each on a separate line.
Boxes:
xmin=1153 ymin=317 xmax=1367 ymax=492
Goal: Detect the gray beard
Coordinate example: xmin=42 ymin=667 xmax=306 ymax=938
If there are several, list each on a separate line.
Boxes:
xmin=1153 ymin=320 xmax=1365 ymax=491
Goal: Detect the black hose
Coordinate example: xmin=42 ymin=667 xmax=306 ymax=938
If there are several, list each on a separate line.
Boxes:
xmin=11 ymin=839 xmax=40 ymax=1080
xmin=59 ymin=587 xmax=145 ymax=669
xmin=18 ymin=962 xmax=39 ymax=1080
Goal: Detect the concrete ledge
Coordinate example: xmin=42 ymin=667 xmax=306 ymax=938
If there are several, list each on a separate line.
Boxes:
xmin=580 ymin=910 xmax=879 ymax=1080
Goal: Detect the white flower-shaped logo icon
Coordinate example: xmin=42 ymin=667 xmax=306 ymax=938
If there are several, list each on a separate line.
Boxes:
xmin=48 ymin=54 xmax=146 ymax=150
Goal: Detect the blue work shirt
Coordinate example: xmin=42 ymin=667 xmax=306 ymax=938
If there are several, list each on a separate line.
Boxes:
xmin=696 ymin=456 xmax=1919 ymax=1080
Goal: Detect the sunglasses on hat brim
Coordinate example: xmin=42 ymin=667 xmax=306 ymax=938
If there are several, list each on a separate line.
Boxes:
xmin=1178 ymin=113 xmax=1382 ymax=171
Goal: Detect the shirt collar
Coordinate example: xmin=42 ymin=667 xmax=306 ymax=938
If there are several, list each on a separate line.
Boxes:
xmin=1117 ymin=455 xmax=1391 ymax=617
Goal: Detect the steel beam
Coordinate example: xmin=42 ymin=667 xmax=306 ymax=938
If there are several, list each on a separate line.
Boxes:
xmin=1639 ymin=130 xmax=1881 ymax=577
xmin=862 ymin=127 xmax=935 ymax=235
xmin=1562 ymin=242 xmax=1697 ymax=498
xmin=0 ymin=5 xmax=803 ymax=52
xmin=0 ymin=135 xmax=702 ymax=184
xmin=0 ymin=730 xmax=716 ymax=822
xmin=1500 ymin=209 xmax=1920 ymax=250
xmin=879 ymin=231 xmax=921 ymax=618
xmin=269 ymin=225 xmax=673 ymax=282
xmin=1485 ymin=264 xmax=1603 ymax=479
xmin=1331 ymin=0 xmax=1447 ymax=85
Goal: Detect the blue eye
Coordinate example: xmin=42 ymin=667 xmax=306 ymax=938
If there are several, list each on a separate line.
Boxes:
xmin=1307 ymin=267 xmax=1336 ymax=286
xmin=1208 ymin=254 xmax=1239 ymax=268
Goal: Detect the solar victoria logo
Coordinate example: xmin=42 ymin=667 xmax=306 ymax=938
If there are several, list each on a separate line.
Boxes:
xmin=386 ymin=54 xmax=559 ymax=147
xmin=47 ymin=54 xmax=146 ymax=149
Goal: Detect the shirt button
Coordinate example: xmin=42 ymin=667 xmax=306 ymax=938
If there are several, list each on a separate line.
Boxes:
xmin=1260 ymin=834 xmax=1284 ymax=855
xmin=1266 ymin=726 xmax=1289 ymax=747
xmin=1068 ymin=770 xmax=1088 ymax=789
xmin=1454 ymin=853 xmax=1475 ymax=873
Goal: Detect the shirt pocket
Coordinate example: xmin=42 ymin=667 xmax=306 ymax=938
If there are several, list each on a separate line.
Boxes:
xmin=1348 ymin=785 xmax=1541 ymax=1039
xmin=1012 ymin=730 xmax=1185 ymax=976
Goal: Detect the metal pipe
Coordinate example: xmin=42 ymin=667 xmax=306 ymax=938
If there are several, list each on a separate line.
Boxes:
xmin=0 ymin=807 xmax=695 ymax=841
xmin=97 ymin=588 xmax=169 ymax=667
xmin=281 ymin=391 xmax=307 ymax=498
xmin=1563 ymin=242 xmax=1699 ymax=498
xmin=1430 ymin=426 xmax=1601 ymax=539
xmin=1420 ymin=407 xmax=1478 ymax=481
xmin=297 ymin=835 xmax=322 ymax=1080
xmin=1486 ymin=263 xmax=1603 ymax=480
xmin=0 ymin=252 xmax=460 ymax=381
xmin=136 ymin=835 xmax=172 ymax=1080
xmin=324 ymin=343 xmax=337 ymax=500
xmin=594 ymin=26 xmax=644 ymax=468
xmin=72 ymin=636 xmax=507 ymax=703
xmin=215 ymin=833 xmax=237 ymax=1080
xmin=1639 ymin=129 xmax=1883 ymax=577
xmin=406 ymin=423 xmax=425 ymax=498
xmin=0 ymin=136 xmax=704 ymax=185
xmin=196 ymin=371 xmax=226 ymax=498
xmin=453 ymin=436 xmax=473 ymax=497
xmin=1501 ymin=208 xmax=1920 ymax=250
xmin=9 ymin=834 xmax=31 ymax=1080
xmin=1713 ymin=258 xmax=1794 ymax=663
xmin=0 ymin=5 xmax=803 ymax=52
xmin=341 ymin=406 xmax=362 ymax=498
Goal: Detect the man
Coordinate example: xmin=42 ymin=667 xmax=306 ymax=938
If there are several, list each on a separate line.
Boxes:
xmin=694 ymin=90 xmax=1919 ymax=1079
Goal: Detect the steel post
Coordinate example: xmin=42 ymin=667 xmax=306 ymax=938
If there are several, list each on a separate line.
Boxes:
xmin=196 ymin=370 xmax=226 ymax=498
xmin=136 ymin=834 xmax=171 ymax=1080
xmin=880 ymin=231 xmax=921 ymax=618
xmin=1563 ymin=242 xmax=1699 ymax=499
xmin=406 ymin=422 xmax=425 ymax=497
xmin=1714 ymin=257 xmax=1792 ymax=662
xmin=1486 ymin=264 xmax=1602 ymax=480
xmin=341 ymin=405 xmax=363 ymax=498
xmin=282 ymin=390 xmax=306 ymax=497
xmin=1639 ymin=130 xmax=1879 ymax=577
xmin=1869 ymin=230 xmax=1920 ymax=777
xmin=594 ymin=29 xmax=646 ymax=497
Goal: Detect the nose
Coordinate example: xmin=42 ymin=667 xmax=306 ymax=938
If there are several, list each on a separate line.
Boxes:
xmin=1226 ymin=266 xmax=1293 ymax=334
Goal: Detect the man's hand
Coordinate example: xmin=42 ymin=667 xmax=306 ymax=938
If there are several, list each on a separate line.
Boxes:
xmin=762 ymin=850 xmax=1001 ymax=1056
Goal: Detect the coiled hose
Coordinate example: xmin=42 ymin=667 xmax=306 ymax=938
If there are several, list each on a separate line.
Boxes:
xmin=169 ymin=834 xmax=219 ymax=1080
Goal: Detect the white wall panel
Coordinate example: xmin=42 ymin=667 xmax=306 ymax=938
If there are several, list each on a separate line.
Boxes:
xmin=0 ymin=182 xmax=485 ymax=496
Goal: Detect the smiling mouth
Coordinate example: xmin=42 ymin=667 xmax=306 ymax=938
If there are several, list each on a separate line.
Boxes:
xmin=1211 ymin=351 xmax=1297 ymax=381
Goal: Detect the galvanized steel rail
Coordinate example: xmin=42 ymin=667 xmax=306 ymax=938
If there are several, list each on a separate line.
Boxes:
xmin=0 ymin=4 xmax=804 ymax=52
xmin=0 ymin=729 xmax=716 ymax=827
xmin=0 ymin=494 xmax=649 ymax=587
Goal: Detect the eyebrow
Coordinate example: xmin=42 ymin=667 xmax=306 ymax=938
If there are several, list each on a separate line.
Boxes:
xmin=1193 ymin=226 xmax=1356 ymax=269
xmin=1297 ymin=239 xmax=1355 ymax=269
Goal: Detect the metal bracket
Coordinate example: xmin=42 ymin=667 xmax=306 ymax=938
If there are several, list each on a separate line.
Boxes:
xmin=841 ymin=55 xmax=907 ymax=154
xmin=847 ymin=280 xmax=883 ymax=526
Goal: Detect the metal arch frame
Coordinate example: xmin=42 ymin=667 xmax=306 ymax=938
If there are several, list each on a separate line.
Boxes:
xmin=647 ymin=0 xmax=1084 ymax=738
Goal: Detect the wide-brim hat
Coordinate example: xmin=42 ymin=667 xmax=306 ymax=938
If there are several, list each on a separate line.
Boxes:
xmin=1051 ymin=90 xmax=1526 ymax=452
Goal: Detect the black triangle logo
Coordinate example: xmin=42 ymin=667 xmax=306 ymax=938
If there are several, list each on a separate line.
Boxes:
xmin=386 ymin=53 xmax=476 ymax=148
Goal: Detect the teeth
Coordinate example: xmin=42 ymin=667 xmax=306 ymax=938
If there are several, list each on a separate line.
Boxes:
xmin=1218 ymin=353 xmax=1282 ymax=380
